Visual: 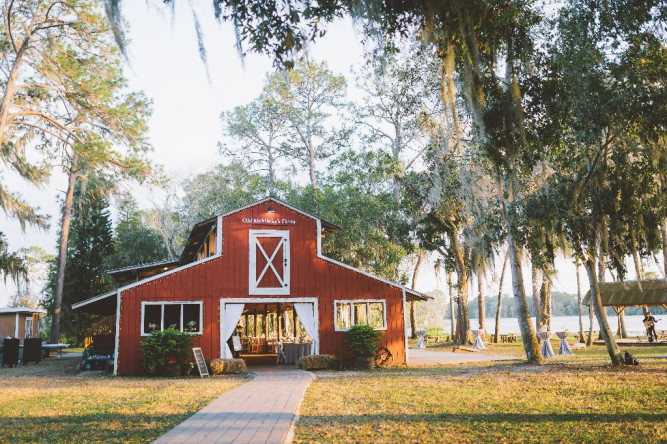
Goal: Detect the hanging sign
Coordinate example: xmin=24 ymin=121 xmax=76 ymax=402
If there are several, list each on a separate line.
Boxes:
xmin=241 ymin=217 xmax=296 ymax=225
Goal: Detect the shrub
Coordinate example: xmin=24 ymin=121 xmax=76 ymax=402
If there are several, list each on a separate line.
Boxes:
xmin=140 ymin=327 xmax=193 ymax=376
xmin=344 ymin=325 xmax=382 ymax=357
xmin=297 ymin=354 xmax=335 ymax=370
xmin=208 ymin=358 xmax=247 ymax=375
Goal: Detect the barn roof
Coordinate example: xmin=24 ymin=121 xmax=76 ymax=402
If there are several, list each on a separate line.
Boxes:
xmin=77 ymin=197 xmax=428 ymax=313
xmin=108 ymin=197 xmax=341 ymax=284
xmin=582 ymin=279 xmax=667 ymax=308
xmin=0 ymin=307 xmax=46 ymax=315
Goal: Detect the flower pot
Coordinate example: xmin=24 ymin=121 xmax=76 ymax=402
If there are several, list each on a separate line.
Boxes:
xmin=355 ymin=356 xmax=374 ymax=369
xmin=160 ymin=362 xmax=181 ymax=377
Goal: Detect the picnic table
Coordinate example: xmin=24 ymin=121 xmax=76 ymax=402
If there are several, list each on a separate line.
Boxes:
xmin=499 ymin=334 xmax=517 ymax=343
xmin=42 ymin=343 xmax=70 ymax=358
xmin=536 ymin=331 xmax=555 ymax=358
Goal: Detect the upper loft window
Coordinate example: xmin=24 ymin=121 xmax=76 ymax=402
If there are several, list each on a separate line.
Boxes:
xmin=196 ymin=228 xmax=218 ymax=261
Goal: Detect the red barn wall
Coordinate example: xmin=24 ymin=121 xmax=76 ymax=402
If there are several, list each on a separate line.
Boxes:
xmin=117 ymin=201 xmax=406 ymax=375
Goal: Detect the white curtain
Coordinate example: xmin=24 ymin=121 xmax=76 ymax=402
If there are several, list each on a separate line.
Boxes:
xmin=294 ymin=303 xmax=317 ymax=354
xmin=223 ymin=304 xmax=244 ymax=358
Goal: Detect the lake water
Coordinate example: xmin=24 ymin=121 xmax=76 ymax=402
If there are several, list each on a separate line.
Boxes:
xmin=437 ymin=315 xmax=658 ymax=336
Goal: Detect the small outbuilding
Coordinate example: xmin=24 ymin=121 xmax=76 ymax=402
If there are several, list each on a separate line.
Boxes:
xmin=73 ymin=198 xmax=427 ymax=375
xmin=0 ymin=307 xmax=45 ymax=344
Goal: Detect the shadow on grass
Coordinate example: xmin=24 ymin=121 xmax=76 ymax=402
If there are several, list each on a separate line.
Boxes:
xmin=0 ymin=412 xmax=191 ymax=443
xmin=298 ymin=411 xmax=666 ymax=425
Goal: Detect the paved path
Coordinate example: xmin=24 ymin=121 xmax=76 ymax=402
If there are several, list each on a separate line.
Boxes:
xmin=408 ymin=348 xmax=518 ymax=365
xmin=153 ymin=367 xmax=313 ymax=444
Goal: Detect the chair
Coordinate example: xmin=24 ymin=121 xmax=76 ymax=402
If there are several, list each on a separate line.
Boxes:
xmin=1 ymin=338 xmax=19 ymax=367
xmin=23 ymin=337 xmax=42 ymax=365
xmin=241 ymin=337 xmax=250 ymax=354
xmin=250 ymin=338 xmax=260 ymax=354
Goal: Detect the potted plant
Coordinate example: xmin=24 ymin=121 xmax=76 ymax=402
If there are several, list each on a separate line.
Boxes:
xmin=344 ymin=325 xmax=382 ymax=369
xmin=140 ymin=327 xmax=193 ymax=376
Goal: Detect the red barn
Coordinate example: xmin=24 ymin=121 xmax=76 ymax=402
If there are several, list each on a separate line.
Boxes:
xmin=73 ymin=198 xmax=426 ymax=375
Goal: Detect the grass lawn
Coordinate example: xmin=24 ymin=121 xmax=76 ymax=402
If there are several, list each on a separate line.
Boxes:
xmin=0 ymin=353 xmax=246 ymax=443
xmin=295 ymin=344 xmax=667 ymax=443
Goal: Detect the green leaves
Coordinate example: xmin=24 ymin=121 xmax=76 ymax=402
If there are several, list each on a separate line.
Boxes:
xmin=140 ymin=327 xmax=194 ymax=376
xmin=343 ymin=324 xmax=383 ymax=358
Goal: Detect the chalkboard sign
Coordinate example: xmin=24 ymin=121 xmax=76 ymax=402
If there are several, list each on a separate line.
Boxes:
xmin=192 ymin=347 xmax=209 ymax=378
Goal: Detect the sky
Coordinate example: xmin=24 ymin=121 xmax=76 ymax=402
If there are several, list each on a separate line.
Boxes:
xmin=1 ymin=2 xmax=664 ymax=307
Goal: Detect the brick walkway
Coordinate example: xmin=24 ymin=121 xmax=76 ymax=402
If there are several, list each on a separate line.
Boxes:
xmin=153 ymin=367 xmax=313 ymax=444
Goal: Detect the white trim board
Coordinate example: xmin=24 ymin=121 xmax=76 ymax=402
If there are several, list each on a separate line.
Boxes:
xmin=249 ymin=229 xmax=290 ymax=295
xmin=219 ymin=297 xmax=319 ymax=358
xmin=139 ymin=301 xmax=204 ymax=336
xmin=333 ymin=299 xmax=388 ymax=332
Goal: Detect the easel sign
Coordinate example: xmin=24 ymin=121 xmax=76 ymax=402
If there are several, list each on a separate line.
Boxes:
xmin=192 ymin=347 xmax=209 ymax=378
xmin=232 ymin=336 xmax=242 ymax=352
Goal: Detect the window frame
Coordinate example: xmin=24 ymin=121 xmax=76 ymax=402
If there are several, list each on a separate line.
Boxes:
xmin=140 ymin=301 xmax=204 ymax=336
xmin=333 ymin=299 xmax=387 ymax=331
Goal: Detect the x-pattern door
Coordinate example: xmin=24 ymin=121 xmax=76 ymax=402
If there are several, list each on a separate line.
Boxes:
xmin=249 ymin=230 xmax=290 ymax=295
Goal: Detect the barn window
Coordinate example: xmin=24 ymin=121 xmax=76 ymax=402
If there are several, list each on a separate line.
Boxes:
xmin=141 ymin=302 xmax=203 ymax=335
xmin=334 ymin=300 xmax=387 ymax=331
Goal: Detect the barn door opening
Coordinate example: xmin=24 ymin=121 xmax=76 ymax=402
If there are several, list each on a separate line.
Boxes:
xmin=249 ymin=230 xmax=290 ymax=295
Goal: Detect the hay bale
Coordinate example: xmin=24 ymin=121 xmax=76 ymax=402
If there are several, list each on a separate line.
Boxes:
xmin=297 ymin=354 xmax=335 ymax=370
xmin=208 ymin=358 xmax=247 ymax=375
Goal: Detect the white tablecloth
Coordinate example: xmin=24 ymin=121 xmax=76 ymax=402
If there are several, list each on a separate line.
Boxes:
xmin=555 ymin=331 xmax=573 ymax=355
xmin=415 ymin=328 xmax=426 ymax=349
xmin=536 ymin=331 xmax=555 ymax=358
xmin=471 ymin=329 xmax=486 ymax=350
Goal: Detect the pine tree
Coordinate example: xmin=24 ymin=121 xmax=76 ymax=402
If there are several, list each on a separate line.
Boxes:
xmin=44 ymin=189 xmax=115 ymax=345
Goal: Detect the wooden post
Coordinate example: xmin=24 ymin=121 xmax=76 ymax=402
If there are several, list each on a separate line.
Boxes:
xmin=254 ymin=310 xmax=257 ymax=337
xmin=245 ymin=314 xmax=249 ymax=336
xmin=293 ymin=309 xmax=299 ymax=342
xmin=277 ymin=303 xmax=282 ymax=342
xmin=264 ymin=304 xmax=268 ymax=352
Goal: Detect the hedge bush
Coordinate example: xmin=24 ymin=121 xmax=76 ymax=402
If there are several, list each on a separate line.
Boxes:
xmin=344 ymin=325 xmax=382 ymax=357
xmin=140 ymin=327 xmax=193 ymax=376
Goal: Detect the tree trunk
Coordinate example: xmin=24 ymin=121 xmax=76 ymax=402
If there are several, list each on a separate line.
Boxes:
xmin=50 ymin=157 xmax=79 ymax=343
xmin=477 ymin=270 xmax=486 ymax=332
xmin=584 ymin=253 xmax=623 ymax=365
xmin=0 ymin=37 xmax=31 ymax=143
xmin=497 ymin=174 xmax=542 ymax=363
xmin=495 ymin=251 xmax=509 ymax=343
xmin=531 ymin=265 xmax=542 ymax=330
xmin=448 ymin=232 xmax=470 ymax=345
xmin=575 ymin=264 xmax=586 ymax=343
xmin=619 ymin=311 xmax=628 ymax=338
xmin=663 ymin=219 xmax=667 ymax=276
xmin=538 ymin=271 xmax=552 ymax=332
xmin=448 ymin=272 xmax=455 ymax=339
xmin=409 ymin=252 xmax=425 ymax=339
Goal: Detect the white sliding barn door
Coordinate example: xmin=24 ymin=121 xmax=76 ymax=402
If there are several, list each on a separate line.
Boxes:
xmin=249 ymin=230 xmax=290 ymax=295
